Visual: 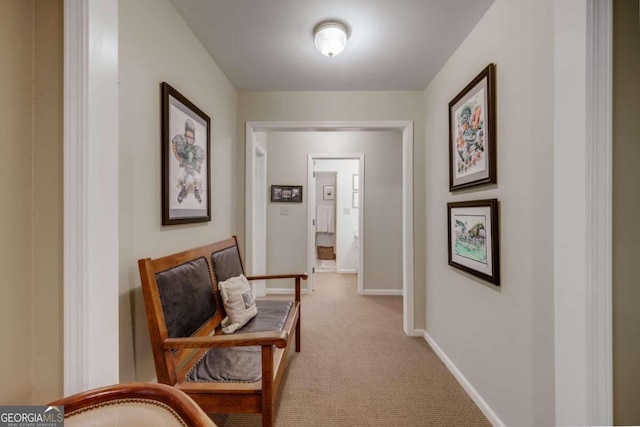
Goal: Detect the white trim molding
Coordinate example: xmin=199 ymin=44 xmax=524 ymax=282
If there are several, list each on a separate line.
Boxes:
xmin=360 ymin=289 xmax=403 ymax=296
xmin=245 ymin=121 xmax=415 ymax=335
xmin=244 ymin=123 xmax=257 ymax=286
xmin=585 ymin=0 xmax=613 ymax=423
xmin=266 ymin=288 xmax=313 ymax=295
xmin=64 ymin=0 xmax=119 ymax=395
xmin=423 ymin=332 xmax=506 ymax=427
xmin=554 ymin=0 xmax=613 ymax=424
xmin=64 ymin=0 xmax=90 ymax=395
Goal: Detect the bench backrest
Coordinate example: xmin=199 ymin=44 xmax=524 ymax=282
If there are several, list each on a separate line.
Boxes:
xmin=138 ymin=236 xmax=245 ymax=385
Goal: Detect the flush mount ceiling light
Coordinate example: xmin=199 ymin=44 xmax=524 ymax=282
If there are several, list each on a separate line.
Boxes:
xmin=314 ymin=21 xmax=349 ymax=58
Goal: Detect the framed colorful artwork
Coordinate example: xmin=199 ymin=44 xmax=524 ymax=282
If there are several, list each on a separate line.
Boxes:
xmin=447 ymin=199 xmax=500 ymax=286
xmin=449 ymin=63 xmax=496 ymax=191
xmin=161 ymin=82 xmax=211 ymax=225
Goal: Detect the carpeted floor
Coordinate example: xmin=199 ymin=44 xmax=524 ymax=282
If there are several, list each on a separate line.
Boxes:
xmin=211 ymin=273 xmax=490 ymax=426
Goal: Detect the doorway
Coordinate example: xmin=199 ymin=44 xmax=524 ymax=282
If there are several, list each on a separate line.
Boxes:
xmin=307 ymin=155 xmax=363 ymax=293
xmin=314 ymin=171 xmax=338 ymax=273
xmin=245 ymin=121 xmax=415 ymax=335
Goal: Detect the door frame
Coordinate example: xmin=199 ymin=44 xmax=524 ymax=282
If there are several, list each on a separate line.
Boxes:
xmin=245 ymin=121 xmax=415 ymax=335
xmin=308 ymin=155 xmax=364 ymax=294
xmin=64 ymin=0 xmax=119 ymax=394
xmin=554 ymin=0 xmax=612 ymax=424
xmin=252 ymin=142 xmax=267 ymax=296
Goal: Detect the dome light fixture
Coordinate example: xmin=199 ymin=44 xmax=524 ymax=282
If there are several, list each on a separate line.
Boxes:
xmin=314 ymin=21 xmax=349 ymax=58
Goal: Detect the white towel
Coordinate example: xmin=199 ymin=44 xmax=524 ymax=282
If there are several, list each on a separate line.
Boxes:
xmin=320 ymin=260 xmax=336 ymax=269
xmin=316 ymin=205 xmax=334 ymax=233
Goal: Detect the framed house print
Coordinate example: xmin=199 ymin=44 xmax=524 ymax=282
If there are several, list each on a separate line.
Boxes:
xmin=161 ymin=82 xmax=211 ymax=225
xmin=449 ymin=63 xmax=496 ymax=191
xmin=271 ymin=185 xmax=303 ymax=203
xmin=447 ymin=199 xmax=500 ymax=286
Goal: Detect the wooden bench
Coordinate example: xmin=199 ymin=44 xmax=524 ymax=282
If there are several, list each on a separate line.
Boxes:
xmin=138 ymin=236 xmax=307 ymax=427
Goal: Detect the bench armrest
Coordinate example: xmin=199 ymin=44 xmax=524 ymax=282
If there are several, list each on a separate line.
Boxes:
xmin=162 ymin=330 xmax=288 ymax=350
xmin=246 ymin=273 xmax=308 ymax=281
xmin=246 ymin=273 xmax=307 ymax=303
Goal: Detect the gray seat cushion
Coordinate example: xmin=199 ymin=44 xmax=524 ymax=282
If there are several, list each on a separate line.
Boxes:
xmin=186 ymin=300 xmax=293 ymax=383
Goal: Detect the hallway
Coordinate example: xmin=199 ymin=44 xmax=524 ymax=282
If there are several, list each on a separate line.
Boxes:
xmin=211 ymin=273 xmax=489 ymax=426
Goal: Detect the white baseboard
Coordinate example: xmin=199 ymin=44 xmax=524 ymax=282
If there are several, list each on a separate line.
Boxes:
xmin=251 ymin=280 xmax=267 ymax=297
xmin=423 ymin=332 xmax=505 ymax=427
xmin=360 ymin=289 xmax=402 ymax=296
xmin=266 ymin=288 xmax=312 ymax=295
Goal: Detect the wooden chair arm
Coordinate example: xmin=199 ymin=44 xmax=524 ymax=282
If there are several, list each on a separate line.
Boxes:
xmin=48 ymin=383 xmax=216 ymax=427
xmin=162 ymin=330 xmax=288 ymax=350
xmin=246 ymin=273 xmax=308 ymax=281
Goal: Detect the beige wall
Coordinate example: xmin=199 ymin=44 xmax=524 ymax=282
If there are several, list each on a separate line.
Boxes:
xmin=237 ymin=91 xmax=426 ymax=327
xmin=32 ymin=0 xmax=63 ymax=404
xmin=423 ymin=0 xmax=554 ymax=425
xmin=265 ymin=131 xmax=402 ymax=291
xmin=118 ymin=0 xmax=238 ymax=382
xmin=0 ymin=0 xmax=35 ymax=405
xmin=0 ymin=0 xmax=63 ymax=405
xmin=613 ymin=1 xmax=640 ymax=423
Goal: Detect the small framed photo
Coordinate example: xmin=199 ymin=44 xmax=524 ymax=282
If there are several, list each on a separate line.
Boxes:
xmin=161 ymin=82 xmax=211 ymax=225
xmin=323 ymin=185 xmax=335 ymax=200
xmin=271 ymin=185 xmax=302 ymax=203
xmin=353 ymin=174 xmax=359 ymax=190
xmin=449 ymin=63 xmax=496 ymax=191
xmin=447 ymin=199 xmax=500 ymax=286
xmin=352 ymin=192 xmax=359 ymax=208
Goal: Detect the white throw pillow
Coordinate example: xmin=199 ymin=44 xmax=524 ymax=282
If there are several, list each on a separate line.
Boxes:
xmin=218 ymin=274 xmax=257 ymax=334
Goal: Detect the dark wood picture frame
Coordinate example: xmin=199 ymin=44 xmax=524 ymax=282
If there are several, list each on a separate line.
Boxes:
xmin=271 ymin=185 xmax=303 ymax=203
xmin=449 ymin=63 xmax=497 ymax=191
xmin=161 ymin=82 xmax=211 ymax=225
xmin=447 ymin=199 xmax=500 ymax=286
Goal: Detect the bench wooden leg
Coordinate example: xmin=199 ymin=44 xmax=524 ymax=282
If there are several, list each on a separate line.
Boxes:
xmin=262 ymin=406 xmax=274 ymax=427
xmin=295 ymin=310 xmax=301 ymax=352
xmin=261 ymin=345 xmax=275 ymax=427
xmin=295 ymin=276 xmax=301 ymax=352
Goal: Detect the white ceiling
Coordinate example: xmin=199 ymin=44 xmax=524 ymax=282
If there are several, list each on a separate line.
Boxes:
xmin=170 ymin=0 xmax=495 ymax=91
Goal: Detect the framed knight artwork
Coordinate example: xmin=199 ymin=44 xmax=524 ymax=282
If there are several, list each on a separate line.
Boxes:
xmin=161 ymin=82 xmax=211 ymax=225
xmin=449 ymin=64 xmax=496 ymax=191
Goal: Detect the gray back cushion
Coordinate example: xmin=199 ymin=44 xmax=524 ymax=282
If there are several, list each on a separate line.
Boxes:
xmin=155 ymin=257 xmax=217 ymax=338
xmin=211 ymin=246 xmax=244 ymax=283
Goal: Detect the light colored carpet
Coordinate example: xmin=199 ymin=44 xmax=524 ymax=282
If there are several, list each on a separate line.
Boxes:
xmin=211 ymin=273 xmax=490 ymax=426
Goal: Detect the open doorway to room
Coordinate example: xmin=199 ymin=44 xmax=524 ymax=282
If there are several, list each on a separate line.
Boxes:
xmin=245 ymin=121 xmax=416 ymax=335
xmin=307 ymin=156 xmax=362 ymax=293
xmin=314 ymin=171 xmax=338 ymax=273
